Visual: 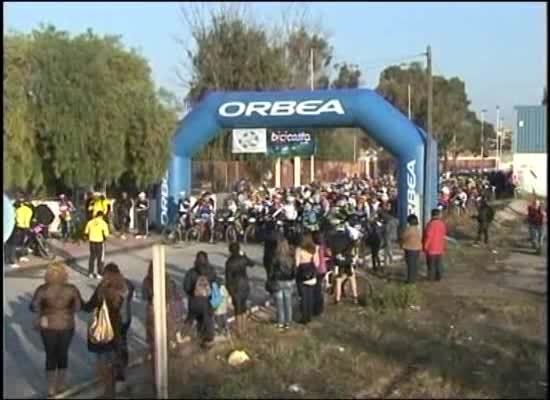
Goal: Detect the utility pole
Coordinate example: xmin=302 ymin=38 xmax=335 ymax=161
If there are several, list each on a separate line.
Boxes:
xmin=480 ymin=109 xmax=487 ymax=159
xmin=426 ymin=45 xmax=433 ymax=135
xmin=408 ymin=84 xmax=412 ymax=120
xmin=309 ymin=48 xmax=315 ymax=183
xmin=496 ymin=106 xmax=500 ymax=169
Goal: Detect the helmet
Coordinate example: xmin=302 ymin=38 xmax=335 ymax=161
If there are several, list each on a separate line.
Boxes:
xmin=138 ymin=192 xmax=146 ymax=199
xmin=287 ymin=196 xmax=295 ymax=204
xmin=179 ymin=191 xmax=186 ymax=198
xmin=59 ymin=194 xmax=66 ymax=199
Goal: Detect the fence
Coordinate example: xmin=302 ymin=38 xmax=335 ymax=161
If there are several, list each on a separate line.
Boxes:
xmin=191 ymin=159 xmax=395 ymax=191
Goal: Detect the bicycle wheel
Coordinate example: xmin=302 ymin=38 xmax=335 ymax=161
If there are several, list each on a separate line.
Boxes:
xmin=213 ymin=226 xmax=225 ymax=243
xmin=226 ymin=226 xmax=238 ymax=243
xmin=162 ymin=227 xmax=178 ymax=245
xmin=185 ymin=227 xmax=200 ymax=243
xmin=37 ymin=238 xmax=56 ymax=261
xmin=243 ymin=225 xmax=255 ymax=244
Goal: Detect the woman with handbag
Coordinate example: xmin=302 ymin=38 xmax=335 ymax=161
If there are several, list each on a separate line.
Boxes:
xmin=30 ymin=262 xmax=82 ymax=398
xmin=82 ymin=263 xmax=130 ymax=398
xmin=295 ymin=233 xmax=320 ymax=325
xmin=269 ymin=238 xmax=295 ymax=330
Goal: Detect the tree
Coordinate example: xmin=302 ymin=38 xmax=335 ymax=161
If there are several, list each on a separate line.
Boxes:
xmin=3 ymin=25 xmax=177 ymax=194
xmin=376 ymin=63 xmax=487 ymax=170
xmin=3 ymin=32 xmax=44 ymax=193
xmin=178 ymin=3 xmax=288 ymax=163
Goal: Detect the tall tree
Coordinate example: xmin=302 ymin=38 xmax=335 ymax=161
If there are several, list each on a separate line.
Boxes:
xmin=3 ymin=32 xmax=44 ymax=193
xmin=4 ymin=25 xmax=177 ymax=194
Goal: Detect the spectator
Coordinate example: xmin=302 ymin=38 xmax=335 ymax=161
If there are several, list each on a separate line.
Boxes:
xmin=58 ymin=194 xmax=75 ymax=241
xmin=423 ymin=209 xmax=448 ymax=281
xmin=135 ymin=192 xmax=149 ymax=239
xmin=269 ymin=238 xmax=295 ymax=330
xmin=182 ymin=251 xmax=217 ymax=348
xmin=225 ymin=242 xmax=255 ymax=337
xmin=334 ymin=245 xmax=359 ymax=304
xmin=30 ymin=262 xmax=82 ymax=397
xmin=312 ymin=231 xmax=329 ymax=317
xmin=365 ymin=219 xmax=383 ymax=272
xmin=400 ymin=214 xmax=422 ymax=284
xmin=527 ymin=199 xmax=545 ymax=255
xmin=82 ymin=263 xmax=131 ymax=398
xmin=295 ymin=233 xmax=320 ymax=325
xmin=380 ymin=207 xmax=398 ymax=267
xmin=102 ymin=263 xmax=134 ymax=386
xmin=214 ymin=283 xmax=230 ymax=337
xmin=475 ymin=198 xmax=495 ymax=246
xmin=116 ymin=192 xmax=133 ymax=240
xmin=263 ymin=220 xmax=281 ymax=278
xmin=84 ymin=210 xmax=110 ymax=279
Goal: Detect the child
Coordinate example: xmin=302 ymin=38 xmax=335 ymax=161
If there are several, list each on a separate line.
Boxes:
xmin=214 ymin=283 xmax=230 ymax=337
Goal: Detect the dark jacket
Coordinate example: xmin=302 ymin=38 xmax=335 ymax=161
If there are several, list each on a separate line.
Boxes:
xmin=30 ymin=283 xmax=82 ymax=331
xmin=270 ymin=255 xmax=295 ymax=282
xmin=183 ymin=263 xmax=218 ymax=298
xmin=477 ymin=203 xmax=495 ymax=228
xmin=225 ymin=254 xmax=254 ymax=297
xmin=83 ymin=277 xmax=130 ymax=353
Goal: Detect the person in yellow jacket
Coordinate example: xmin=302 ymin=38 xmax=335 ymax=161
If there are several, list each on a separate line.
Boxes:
xmin=84 ymin=211 xmax=110 ymax=279
xmin=14 ymin=199 xmax=34 ymax=263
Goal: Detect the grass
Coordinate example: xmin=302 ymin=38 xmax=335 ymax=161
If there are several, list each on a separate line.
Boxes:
xmin=123 ymin=206 xmax=546 ymax=399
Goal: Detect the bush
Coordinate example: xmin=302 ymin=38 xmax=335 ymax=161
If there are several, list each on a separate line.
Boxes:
xmin=368 ymin=283 xmax=420 ymax=313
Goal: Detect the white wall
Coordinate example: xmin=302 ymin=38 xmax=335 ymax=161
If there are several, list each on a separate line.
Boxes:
xmin=513 ymin=153 xmax=547 ymax=197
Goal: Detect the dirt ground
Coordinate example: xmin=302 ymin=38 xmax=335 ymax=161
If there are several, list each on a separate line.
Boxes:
xmin=120 ymin=199 xmax=547 ymax=399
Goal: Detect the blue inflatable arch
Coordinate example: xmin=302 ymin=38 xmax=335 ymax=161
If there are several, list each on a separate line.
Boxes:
xmin=159 ymin=89 xmax=439 ymax=228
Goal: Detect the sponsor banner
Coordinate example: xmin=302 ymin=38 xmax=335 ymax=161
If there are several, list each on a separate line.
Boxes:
xmin=232 ymin=128 xmax=267 ymax=154
xmin=267 ymin=128 xmax=316 ymax=157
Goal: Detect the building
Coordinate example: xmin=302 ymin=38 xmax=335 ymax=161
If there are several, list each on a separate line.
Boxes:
xmin=512 ymin=105 xmax=547 ymax=196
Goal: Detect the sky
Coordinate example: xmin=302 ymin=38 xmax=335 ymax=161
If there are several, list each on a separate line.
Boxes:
xmin=4 ymin=1 xmax=547 ymax=127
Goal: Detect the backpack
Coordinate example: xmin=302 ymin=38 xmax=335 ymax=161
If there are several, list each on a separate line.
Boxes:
xmin=209 ymin=281 xmax=223 ymax=309
xmin=89 ymin=299 xmax=114 ymax=345
xmin=194 ymin=275 xmax=211 ymax=298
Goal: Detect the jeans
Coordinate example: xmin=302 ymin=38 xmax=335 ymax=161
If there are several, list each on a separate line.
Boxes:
xmin=383 ymin=242 xmax=394 ymax=266
xmin=41 ymin=328 xmax=74 ymax=371
xmin=477 ymin=225 xmax=489 ymax=244
xmin=274 ymin=280 xmax=293 ymax=325
xmin=88 ymin=242 xmax=105 ymax=275
xmin=404 ymin=250 xmax=419 ymax=283
xmin=426 ymin=254 xmax=443 ymax=281
xmin=529 ymin=224 xmax=544 ymax=249
xmin=60 ymin=219 xmax=72 ymax=240
xmin=370 ymin=246 xmax=381 ymax=270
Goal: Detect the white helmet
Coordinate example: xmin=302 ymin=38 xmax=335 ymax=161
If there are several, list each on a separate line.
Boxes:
xmin=138 ymin=192 xmax=146 ymax=199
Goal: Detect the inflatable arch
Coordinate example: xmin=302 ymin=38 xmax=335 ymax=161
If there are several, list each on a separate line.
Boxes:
xmin=158 ymin=89 xmax=439 ymax=228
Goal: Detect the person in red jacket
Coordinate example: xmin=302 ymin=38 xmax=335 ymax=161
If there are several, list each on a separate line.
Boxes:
xmin=423 ymin=208 xmax=447 ymax=281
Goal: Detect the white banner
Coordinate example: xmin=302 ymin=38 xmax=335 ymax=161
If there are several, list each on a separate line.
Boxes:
xmin=232 ymin=129 xmax=267 ymax=154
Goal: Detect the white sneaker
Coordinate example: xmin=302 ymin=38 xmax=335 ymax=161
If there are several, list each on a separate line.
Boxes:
xmin=120 ymin=235 xmax=127 ymax=240
xmin=20 ymin=257 xmax=30 ymax=263
xmin=9 ymin=263 xmax=20 ymax=269
xmin=135 ymin=235 xmax=142 ymax=240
